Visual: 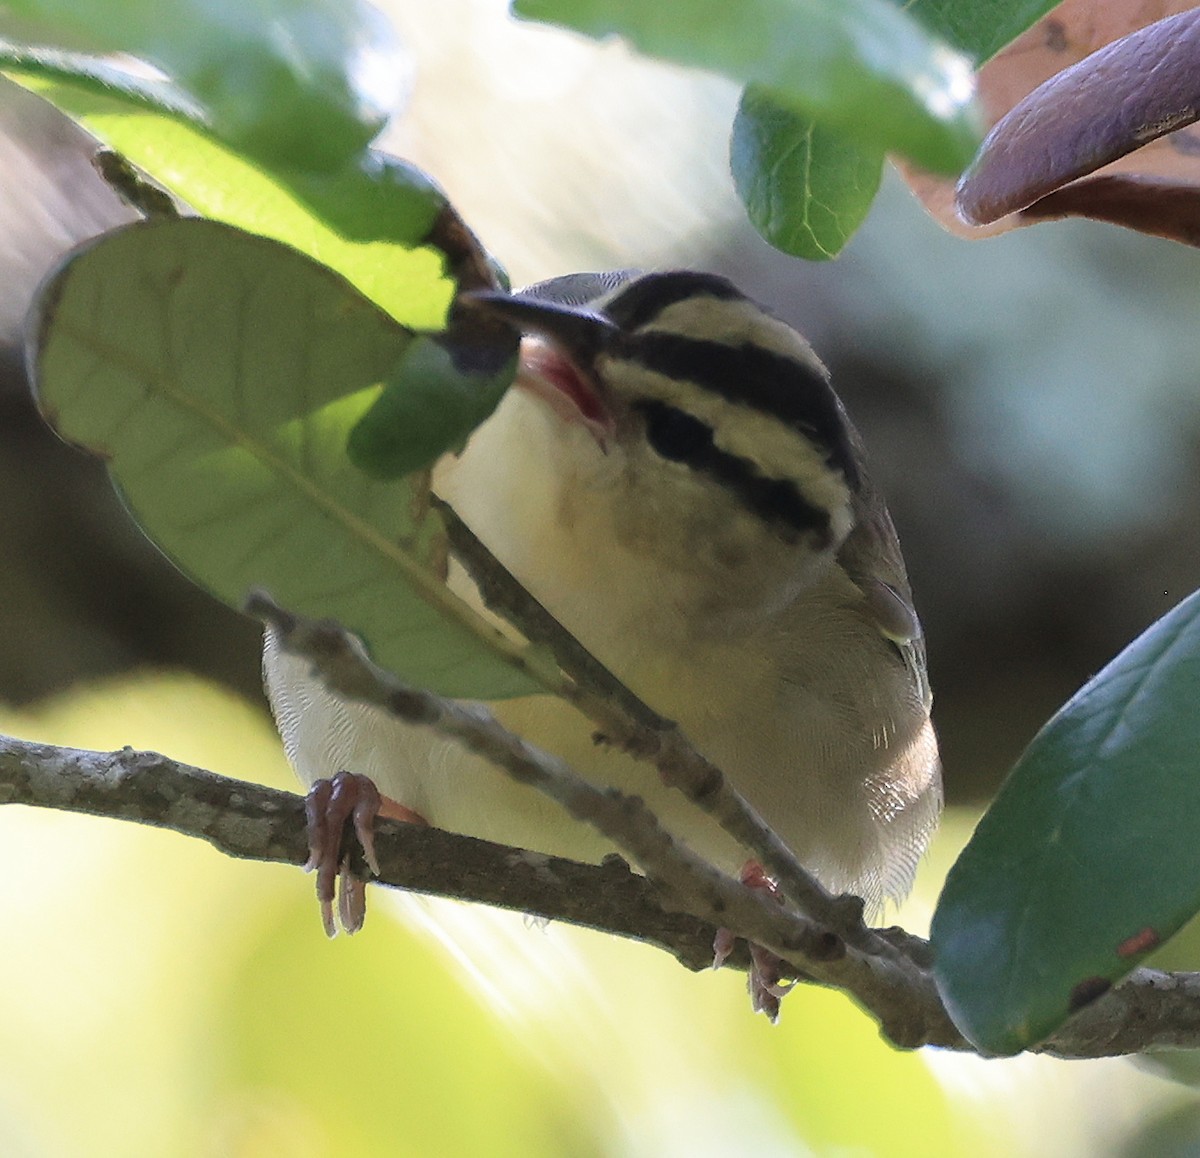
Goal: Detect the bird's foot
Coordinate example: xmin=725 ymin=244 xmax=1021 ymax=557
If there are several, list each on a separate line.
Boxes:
xmin=304 ymin=770 xmax=427 ymax=936
xmin=712 ymin=861 xmax=796 ymax=1021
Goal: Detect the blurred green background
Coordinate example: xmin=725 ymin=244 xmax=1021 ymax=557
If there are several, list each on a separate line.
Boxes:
xmin=2 ymin=1 xmax=1200 ymax=1154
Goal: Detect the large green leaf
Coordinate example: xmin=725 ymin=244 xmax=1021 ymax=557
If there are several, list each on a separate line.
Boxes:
xmin=931 ymin=589 xmax=1200 ymax=1055
xmin=731 ymin=85 xmax=883 ymax=259
xmin=0 ymin=0 xmax=399 ymax=170
xmin=514 ymin=0 xmax=980 ymax=174
xmin=901 ymin=0 xmax=1062 ymax=63
xmin=27 ymin=218 xmax=542 ymax=700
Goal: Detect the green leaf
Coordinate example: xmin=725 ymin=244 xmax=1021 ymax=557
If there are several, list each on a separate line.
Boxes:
xmin=899 ymin=0 xmax=1061 ymax=63
xmin=0 ymin=0 xmax=400 ymax=171
xmin=731 ymin=85 xmax=883 ymax=260
xmin=931 ymin=589 xmax=1200 ymax=1055
xmin=27 ymin=217 xmax=542 ymax=700
xmin=8 ymin=77 xmax=453 ymax=327
xmin=280 ymin=152 xmax=446 ymax=247
xmin=514 ymin=0 xmax=980 ymax=174
xmin=348 ymin=335 xmax=518 ymax=480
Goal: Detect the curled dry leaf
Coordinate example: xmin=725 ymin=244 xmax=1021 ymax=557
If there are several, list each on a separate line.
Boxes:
xmin=1019 ymin=170 xmax=1200 ymax=245
xmin=958 ymin=9 xmax=1200 ymax=225
xmin=900 ymin=0 xmax=1200 ymax=245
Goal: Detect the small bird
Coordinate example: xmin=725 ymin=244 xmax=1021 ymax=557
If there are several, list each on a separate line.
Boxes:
xmin=264 ymin=270 xmax=942 ymax=943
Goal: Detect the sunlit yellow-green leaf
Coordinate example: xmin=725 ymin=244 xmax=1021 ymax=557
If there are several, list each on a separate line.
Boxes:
xmin=9 ymin=77 xmax=453 ymax=329
xmin=0 ymin=0 xmax=399 ymax=171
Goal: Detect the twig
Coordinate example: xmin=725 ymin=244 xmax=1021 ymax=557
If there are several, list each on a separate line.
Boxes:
xmin=251 ymin=594 xmax=969 ymax=1035
xmin=0 ymin=731 xmax=733 ymax=970
xmin=1 ymin=727 xmax=1198 ymax=1058
xmin=432 ymin=497 xmax=866 ymax=942
xmin=249 ymin=592 xmax=849 ymax=968
xmin=93 ymin=149 xmax=185 ymax=220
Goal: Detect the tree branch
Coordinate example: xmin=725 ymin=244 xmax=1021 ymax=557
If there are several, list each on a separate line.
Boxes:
xmin=1 ymin=728 xmax=1198 ymax=1059
xmin=0 ymin=731 xmax=730 ymax=969
xmin=433 ymin=497 xmax=863 ymax=940
xmin=247 ymin=593 xmax=1200 ymax=1056
xmin=251 ymin=592 xmax=855 ymax=973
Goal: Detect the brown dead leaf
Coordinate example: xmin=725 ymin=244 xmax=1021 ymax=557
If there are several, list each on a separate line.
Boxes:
xmin=977 ymin=0 xmax=1186 ymax=118
xmin=1020 ymin=173 xmax=1200 ymax=245
xmin=902 ymin=0 xmax=1200 ymax=246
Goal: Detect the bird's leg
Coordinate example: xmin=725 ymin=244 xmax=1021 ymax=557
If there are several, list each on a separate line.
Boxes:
xmin=304 ymin=770 xmax=428 ymax=936
xmin=712 ymin=861 xmax=797 ymax=1021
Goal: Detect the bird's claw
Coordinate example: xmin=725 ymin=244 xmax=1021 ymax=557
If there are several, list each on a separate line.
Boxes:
xmin=304 ymin=771 xmax=383 ymax=937
xmin=712 ymin=860 xmax=796 ymax=1021
xmin=746 ymin=942 xmax=796 ymax=1020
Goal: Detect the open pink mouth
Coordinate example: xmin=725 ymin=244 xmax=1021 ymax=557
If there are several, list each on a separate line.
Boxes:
xmin=516 ymin=337 xmax=615 ymax=449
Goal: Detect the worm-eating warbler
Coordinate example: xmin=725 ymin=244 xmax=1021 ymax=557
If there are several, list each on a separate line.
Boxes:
xmin=264 ymin=270 xmax=942 ymax=924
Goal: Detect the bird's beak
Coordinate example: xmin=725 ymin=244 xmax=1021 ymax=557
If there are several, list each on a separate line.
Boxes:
xmin=463 ymin=289 xmax=619 ymax=448
xmin=463 ymin=289 xmax=618 ymax=364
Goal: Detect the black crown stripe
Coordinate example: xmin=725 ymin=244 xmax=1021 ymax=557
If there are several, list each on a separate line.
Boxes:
xmin=601 ymin=271 xmax=744 ymax=332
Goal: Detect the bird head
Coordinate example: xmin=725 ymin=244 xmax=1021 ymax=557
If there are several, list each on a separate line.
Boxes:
xmin=464 ymin=270 xmax=860 ymax=569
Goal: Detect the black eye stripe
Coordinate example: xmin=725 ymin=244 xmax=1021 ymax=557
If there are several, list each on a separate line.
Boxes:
xmin=636 ymin=401 xmax=831 ymax=542
xmin=641 ymin=401 xmax=714 ymax=462
xmin=619 ymin=332 xmax=858 ymax=490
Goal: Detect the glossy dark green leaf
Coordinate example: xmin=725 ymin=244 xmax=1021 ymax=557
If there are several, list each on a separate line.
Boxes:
xmin=731 ymin=85 xmax=883 ymax=260
xmin=899 ymin=0 xmax=1062 ymax=62
xmin=0 ymin=0 xmax=401 ymax=171
xmin=27 ymin=218 xmax=543 ymax=699
xmin=348 ymin=334 xmax=517 ymax=480
xmin=514 ymin=0 xmax=979 ymax=174
xmin=932 ymin=589 xmax=1200 ymax=1055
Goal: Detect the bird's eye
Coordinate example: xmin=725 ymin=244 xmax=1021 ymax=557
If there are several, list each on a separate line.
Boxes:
xmin=639 ymin=400 xmax=714 ymax=464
